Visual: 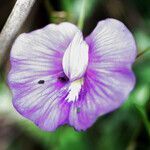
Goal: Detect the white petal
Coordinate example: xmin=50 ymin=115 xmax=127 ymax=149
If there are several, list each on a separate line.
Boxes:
xmin=62 ymin=32 xmax=89 ymax=81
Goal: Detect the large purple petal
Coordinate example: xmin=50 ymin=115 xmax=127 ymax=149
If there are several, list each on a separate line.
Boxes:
xmin=69 ymin=18 xmax=137 ymax=131
xmin=8 ymin=22 xmax=80 ymax=131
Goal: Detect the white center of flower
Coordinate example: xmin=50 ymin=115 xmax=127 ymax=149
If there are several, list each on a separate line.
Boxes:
xmin=62 ymin=31 xmax=89 ymax=81
xmin=65 ymin=78 xmax=83 ymax=102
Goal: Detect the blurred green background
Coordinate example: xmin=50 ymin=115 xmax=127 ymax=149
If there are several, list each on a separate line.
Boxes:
xmin=0 ymin=0 xmax=150 ymax=150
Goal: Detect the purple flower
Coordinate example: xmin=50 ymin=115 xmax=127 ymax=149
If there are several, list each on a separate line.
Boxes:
xmin=8 ymin=18 xmax=136 ymax=131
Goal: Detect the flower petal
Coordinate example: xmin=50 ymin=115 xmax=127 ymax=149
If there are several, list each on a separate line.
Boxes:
xmin=8 ymin=22 xmax=79 ymax=131
xmin=69 ymin=18 xmax=137 ymax=131
xmin=62 ymin=32 xmax=89 ymax=81
xmin=86 ymin=18 xmax=136 ymax=64
xmin=69 ymin=67 xmax=135 ymax=131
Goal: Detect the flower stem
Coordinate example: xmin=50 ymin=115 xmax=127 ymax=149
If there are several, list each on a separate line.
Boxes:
xmin=135 ymin=104 xmax=150 ymax=137
xmin=136 ymin=47 xmax=150 ymax=59
xmin=0 ymin=0 xmax=36 ymax=67
xmin=77 ymin=0 xmax=87 ymax=30
xmin=44 ymin=0 xmax=53 ymax=21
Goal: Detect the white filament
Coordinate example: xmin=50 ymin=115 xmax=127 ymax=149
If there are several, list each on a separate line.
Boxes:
xmin=66 ymin=78 xmax=84 ymax=102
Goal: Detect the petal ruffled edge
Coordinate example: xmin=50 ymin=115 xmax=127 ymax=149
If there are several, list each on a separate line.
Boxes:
xmin=86 ymin=18 xmax=137 ymax=64
xmin=8 ymin=22 xmax=81 ymax=131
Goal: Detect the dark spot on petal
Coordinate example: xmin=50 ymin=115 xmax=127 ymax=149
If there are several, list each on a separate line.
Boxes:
xmin=77 ymin=107 xmax=81 ymax=113
xmin=38 ymin=80 xmax=45 ymax=84
xmin=58 ymin=76 xmax=69 ymax=83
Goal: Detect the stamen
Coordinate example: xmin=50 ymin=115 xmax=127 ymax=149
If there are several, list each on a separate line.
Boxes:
xmin=66 ymin=78 xmax=83 ymax=102
xmin=38 ymin=80 xmax=45 ymax=84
